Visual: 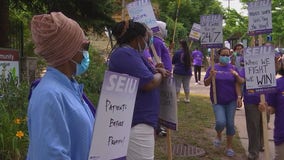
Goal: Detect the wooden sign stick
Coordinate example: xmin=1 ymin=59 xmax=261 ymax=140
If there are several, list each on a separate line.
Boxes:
xmin=258 ymin=35 xmax=270 ymax=160
xmin=210 ymin=48 xmax=217 ymax=104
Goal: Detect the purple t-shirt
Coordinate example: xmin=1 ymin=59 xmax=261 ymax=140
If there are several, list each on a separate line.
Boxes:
xmin=108 ymin=46 xmax=160 ymax=128
xmin=267 ymin=76 xmax=284 ymax=145
xmin=192 ymin=50 xmax=203 ymax=66
xmin=238 ymin=67 xmax=264 ymax=105
xmin=151 ymin=36 xmax=172 ymax=71
xmin=204 ymin=64 xmax=238 ymax=104
xmin=172 ymin=49 xmax=192 ymax=76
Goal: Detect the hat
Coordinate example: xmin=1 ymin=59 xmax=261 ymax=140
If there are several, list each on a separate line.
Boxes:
xmin=31 ymin=12 xmax=85 ymax=67
xmin=155 ymin=21 xmax=167 ymax=38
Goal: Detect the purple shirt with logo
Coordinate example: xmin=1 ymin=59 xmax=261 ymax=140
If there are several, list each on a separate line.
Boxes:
xmin=204 ymin=64 xmax=238 ymax=104
xmin=172 ymin=49 xmax=192 ymax=76
xmin=267 ymin=76 xmax=284 ymax=145
xmin=108 ymin=46 xmax=160 ymax=128
xmin=192 ymin=50 xmax=203 ymax=66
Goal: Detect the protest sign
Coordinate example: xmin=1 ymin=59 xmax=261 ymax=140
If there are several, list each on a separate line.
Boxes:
xmin=244 ymin=46 xmax=276 ymax=94
xmin=189 ymin=23 xmax=201 ymax=42
xmin=248 ymin=0 xmax=272 ymax=35
xmin=89 ymin=71 xmax=139 ymax=160
xmin=159 ymin=77 xmax=178 ymax=130
xmin=126 ymin=0 xmax=159 ymax=32
xmin=200 ymin=14 xmax=223 ymax=48
xmin=0 ymin=48 xmax=20 ymax=81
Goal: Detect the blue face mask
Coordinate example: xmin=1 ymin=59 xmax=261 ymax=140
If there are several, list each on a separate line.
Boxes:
xmin=149 ymin=36 xmax=154 ymax=46
xmin=219 ymin=56 xmax=230 ymax=64
xmin=72 ymin=50 xmax=90 ymax=76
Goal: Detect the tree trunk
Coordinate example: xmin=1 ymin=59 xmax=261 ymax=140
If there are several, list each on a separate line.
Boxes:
xmin=0 ymin=0 xmax=9 ymax=48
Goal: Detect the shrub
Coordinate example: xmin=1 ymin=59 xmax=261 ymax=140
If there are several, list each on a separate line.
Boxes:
xmin=0 ymin=67 xmax=29 ymax=160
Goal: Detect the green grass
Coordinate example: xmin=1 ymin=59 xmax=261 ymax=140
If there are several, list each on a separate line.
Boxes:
xmin=154 ymin=94 xmax=247 ymax=160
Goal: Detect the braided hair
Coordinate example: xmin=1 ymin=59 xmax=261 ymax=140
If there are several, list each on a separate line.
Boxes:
xmin=180 ymin=40 xmax=192 ymax=71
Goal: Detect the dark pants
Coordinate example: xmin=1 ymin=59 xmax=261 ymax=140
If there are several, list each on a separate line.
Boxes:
xmin=193 ymin=65 xmax=201 ymax=83
xmin=244 ymin=104 xmax=263 ymax=158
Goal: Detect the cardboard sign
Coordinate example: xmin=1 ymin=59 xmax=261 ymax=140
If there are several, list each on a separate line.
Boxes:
xmin=200 ymin=14 xmax=223 ymax=48
xmin=88 ymin=71 xmax=139 ymax=160
xmin=189 ymin=23 xmax=201 ymax=42
xmin=248 ymin=0 xmax=272 ymax=35
xmin=0 ymin=48 xmax=20 ymax=81
xmin=244 ymin=46 xmax=276 ymax=94
xmin=126 ymin=0 xmax=159 ymax=32
xmin=159 ymin=77 xmax=178 ymax=130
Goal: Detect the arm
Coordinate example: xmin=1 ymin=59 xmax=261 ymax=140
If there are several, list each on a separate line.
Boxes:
xmin=141 ymin=72 xmax=162 ymax=91
xmin=230 ymin=69 xmax=245 ymax=84
xmin=28 ymin=93 xmax=71 ymax=160
xmin=235 ymin=82 xmax=243 ymax=108
xmin=204 ymin=69 xmax=216 ymax=86
xmin=258 ymin=102 xmax=275 ymax=114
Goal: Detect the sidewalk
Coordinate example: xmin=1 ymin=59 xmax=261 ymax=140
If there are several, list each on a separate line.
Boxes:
xmin=189 ymin=71 xmax=275 ymax=159
xmin=235 ymin=107 xmax=275 ymax=160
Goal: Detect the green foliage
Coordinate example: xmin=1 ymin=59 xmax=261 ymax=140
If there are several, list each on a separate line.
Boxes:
xmin=11 ymin=0 xmax=119 ymax=33
xmin=0 ymin=67 xmax=29 ymax=160
xmin=223 ymin=9 xmax=249 ymax=41
xmin=77 ymin=47 xmax=107 ymax=107
xmin=154 ymin=0 xmax=224 ymax=48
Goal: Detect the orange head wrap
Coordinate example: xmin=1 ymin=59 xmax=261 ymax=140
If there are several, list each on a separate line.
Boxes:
xmin=31 ymin=12 xmax=85 ymax=67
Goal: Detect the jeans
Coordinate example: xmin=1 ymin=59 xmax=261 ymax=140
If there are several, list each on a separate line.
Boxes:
xmin=213 ymin=101 xmax=237 ymax=135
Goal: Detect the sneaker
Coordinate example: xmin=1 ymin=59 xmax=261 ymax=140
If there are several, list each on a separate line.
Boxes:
xmin=158 ymin=130 xmax=167 ymax=137
xmin=213 ymin=138 xmax=221 ymax=147
xmin=198 ymin=81 xmax=202 ymax=85
xmin=184 ymin=98 xmax=190 ymax=103
xmin=225 ymin=148 xmax=235 ymax=157
xmin=194 ymin=82 xmax=198 ymax=85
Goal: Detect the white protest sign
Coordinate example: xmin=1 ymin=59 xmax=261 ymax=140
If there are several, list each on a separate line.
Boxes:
xmin=200 ymin=14 xmax=223 ymax=48
xmin=89 ymin=71 xmax=139 ymax=160
xmin=126 ymin=0 xmax=159 ymax=32
xmin=248 ymin=0 xmax=272 ymax=35
xmin=159 ymin=77 xmax=178 ymax=130
xmin=244 ymin=46 xmax=276 ymax=94
xmin=189 ymin=23 xmax=201 ymax=42
xmin=0 ymin=48 xmax=20 ymax=81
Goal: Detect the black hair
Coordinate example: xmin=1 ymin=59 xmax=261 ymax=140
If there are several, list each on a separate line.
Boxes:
xmin=233 ymin=43 xmax=244 ymax=51
xmin=218 ymin=47 xmax=230 ymax=55
xmin=180 ymin=40 xmax=191 ymax=71
xmin=112 ymin=20 xmax=147 ymax=46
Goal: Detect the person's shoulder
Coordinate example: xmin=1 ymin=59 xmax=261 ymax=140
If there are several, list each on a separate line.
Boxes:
xmin=111 ymin=46 xmax=136 ymax=58
xmin=153 ymin=36 xmax=164 ymax=44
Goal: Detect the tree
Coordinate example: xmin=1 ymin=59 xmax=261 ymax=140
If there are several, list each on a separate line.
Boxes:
xmin=240 ymin=0 xmax=284 ymax=47
xmin=0 ymin=0 xmax=9 ymax=48
xmin=152 ymin=0 xmax=224 ymax=49
xmin=0 ymin=0 xmax=120 ymax=47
